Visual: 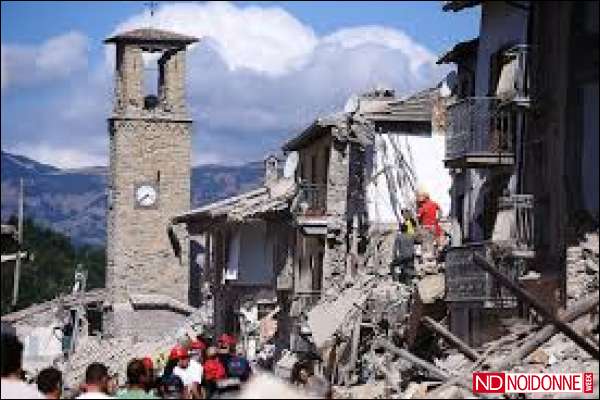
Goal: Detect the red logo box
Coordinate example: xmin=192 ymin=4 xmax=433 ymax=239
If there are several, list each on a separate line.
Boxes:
xmin=473 ymin=372 xmax=505 ymax=394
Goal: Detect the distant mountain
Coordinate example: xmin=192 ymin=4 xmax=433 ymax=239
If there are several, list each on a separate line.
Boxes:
xmin=1 ymin=150 xmax=265 ymax=246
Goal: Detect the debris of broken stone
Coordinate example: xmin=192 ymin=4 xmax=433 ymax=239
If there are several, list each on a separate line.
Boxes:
xmin=287 ymin=232 xmax=600 ymax=399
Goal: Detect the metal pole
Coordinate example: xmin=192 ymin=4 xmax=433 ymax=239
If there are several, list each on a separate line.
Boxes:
xmin=425 ymin=293 xmax=599 ymax=398
xmin=494 ymin=293 xmax=599 ymax=370
xmin=473 ymin=253 xmax=599 ymax=359
xmin=11 ymin=178 xmax=24 ymax=308
xmin=422 ymin=316 xmax=481 ymax=362
xmin=373 ymin=338 xmax=450 ymax=381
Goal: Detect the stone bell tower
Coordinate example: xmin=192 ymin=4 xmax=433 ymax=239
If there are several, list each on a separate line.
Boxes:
xmin=104 ymin=28 xmax=198 ymax=312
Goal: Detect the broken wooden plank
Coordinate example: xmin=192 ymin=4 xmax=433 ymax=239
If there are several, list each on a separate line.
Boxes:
xmin=425 ymin=293 xmax=600 ymax=399
xmin=348 ymin=317 xmax=362 ymax=376
xmin=493 ymin=292 xmax=599 ymax=370
xmin=473 ymin=253 xmax=599 ymax=359
xmin=422 ymin=316 xmax=481 ymax=362
xmin=373 ymin=338 xmax=450 ymax=381
xmin=372 ymin=338 xmax=499 ymax=397
xmin=425 ymin=333 xmax=515 ymax=399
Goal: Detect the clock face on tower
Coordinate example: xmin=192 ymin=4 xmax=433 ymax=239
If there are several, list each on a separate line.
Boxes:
xmin=134 ymin=183 xmax=159 ymax=208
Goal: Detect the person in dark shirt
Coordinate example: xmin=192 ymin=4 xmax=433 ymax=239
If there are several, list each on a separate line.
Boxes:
xmin=225 ymin=353 xmax=251 ymax=382
xmin=36 ymin=367 xmax=63 ymax=399
xmin=216 ymin=334 xmax=251 ymax=382
xmin=158 ymin=375 xmax=186 ymax=399
xmin=60 ymin=322 xmax=73 ymax=361
xmin=392 ymin=223 xmax=415 ymax=281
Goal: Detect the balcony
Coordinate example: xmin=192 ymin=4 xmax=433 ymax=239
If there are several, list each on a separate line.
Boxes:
xmin=445 ymin=243 xmax=523 ymax=309
xmin=294 ymin=183 xmax=327 ymax=216
xmin=496 ymin=194 xmax=535 ymax=259
xmin=444 ymin=97 xmax=515 ymax=168
xmin=293 ymin=183 xmax=328 ymax=234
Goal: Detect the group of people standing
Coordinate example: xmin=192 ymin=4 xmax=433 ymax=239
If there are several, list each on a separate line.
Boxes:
xmin=1 ymin=332 xmax=252 ymax=399
xmin=391 ymin=190 xmax=443 ymax=282
xmin=159 ymin=333 xmax=252 ymax=399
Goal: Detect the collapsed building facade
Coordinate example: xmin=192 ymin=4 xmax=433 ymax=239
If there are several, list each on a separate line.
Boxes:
xmin=169 ymin=85 xmax=452 ymax=386
xmin=170 ymin=157 xmax=295 ymax=358
xmin=166 ymin=2 xmax=599 ymax=397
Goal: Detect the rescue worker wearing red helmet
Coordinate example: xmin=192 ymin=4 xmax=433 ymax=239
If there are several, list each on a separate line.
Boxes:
xmin=217 ymin=334 xmax=252 ymax=383
xmin=216 ymin=334 xmax=236 ymax=371
xmin=141 ymin=357 xmax=157 ymax=395
xmin=170 ymin=345 xmax=203 ymax=399
xmin=189 ymin=339 xmax=207 ymax=364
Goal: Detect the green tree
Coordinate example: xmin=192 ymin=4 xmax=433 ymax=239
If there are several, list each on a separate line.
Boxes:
xmin=1 ymin=217 xmax=105 ymax=315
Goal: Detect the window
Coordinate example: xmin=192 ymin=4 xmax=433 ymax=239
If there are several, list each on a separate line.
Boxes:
xmin=323 ymin=147 xmax=330 ymax=184
xmin=488 ymin=44 xmax=515 ymax=97
xmin=143 ymin=53 xmax=159 ymax=109
xmin=457 ymin=194 xmax=465 ymax=239
xmin=298 ymin=160 xmax=304 ymax=182
xmin=311 ymin=155 xmax=317 ymax=184
xmin=313 ymin=252 xmax=323 ymax=292
xmin=323 ymin=146 xmax=331 ymax=184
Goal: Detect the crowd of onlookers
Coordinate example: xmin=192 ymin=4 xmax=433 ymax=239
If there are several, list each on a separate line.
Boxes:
xmin=1 ymin=331 xmax=256 ymax=399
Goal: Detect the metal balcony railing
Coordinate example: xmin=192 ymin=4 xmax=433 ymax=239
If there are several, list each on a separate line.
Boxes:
xmin=294 ymin=183 xmax=327 ymax=216
xmin=498 ymin=194 xmax=535 ymax=258
xmin=445 ymin=97 xmax=515 ymax=166
xmin=445 ymin=243 xmax=522 ymax=309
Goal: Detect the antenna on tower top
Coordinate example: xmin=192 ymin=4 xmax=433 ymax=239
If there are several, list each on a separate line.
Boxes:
xmin=144 ymin=1 xmax=158 ymax=26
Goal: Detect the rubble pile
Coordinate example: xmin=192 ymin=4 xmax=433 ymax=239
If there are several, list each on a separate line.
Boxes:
xmin=291 ymin=230 xmax=600 ymax=399
xmin=290 ymin=227 xmax=449 ymax=399
xmin=427 ymin=315 xmax=599 ymax=399
xmin=567 ymin=232 xmax=599 ymax=303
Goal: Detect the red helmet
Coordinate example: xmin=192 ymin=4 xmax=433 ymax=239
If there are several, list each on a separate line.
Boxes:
xmin=190 ymin=340 xmax=206 ymax=351
xmin=217 ymin=333 xmax=236 ymax=346
xmin=169 ymin=345 xmax=189 ymax=361
xmin=142 ymin=356 xmax=154 ymax=371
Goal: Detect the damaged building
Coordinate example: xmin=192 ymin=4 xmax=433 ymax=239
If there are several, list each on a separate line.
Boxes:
xmin=1 ymin=3 xmax=597 ymax=398
xmin=169 ymin=156 xmax=295 ymax=358
xmin=439 ymin=0 xmax=599 ymax=345
xmin=167 ymin=2 xmax=599 ymax=398
xmin=169 ymin=83 xmax=453 ymax=392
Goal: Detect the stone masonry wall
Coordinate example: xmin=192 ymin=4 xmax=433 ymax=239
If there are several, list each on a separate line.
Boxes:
xmin=324 ymin=126 xmax=351 ymax=292
xmin=159 ymin=49 xmax=186 ymax=113
xmin=107 ymin=118 xmax=191 ymax=305
xmin=115 ymin=45 xmax=143 ymax=112
xmin=109 ymin=309 xmax=188 ymax=339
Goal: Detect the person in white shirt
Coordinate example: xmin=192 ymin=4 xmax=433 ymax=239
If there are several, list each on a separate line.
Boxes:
xmin=76 ymin=363 xmax=114 ymax=399
xmin=1 ymin=334 xmax=45 ymax=399
xmin=171 ymin=347 xmax=203 ymax=399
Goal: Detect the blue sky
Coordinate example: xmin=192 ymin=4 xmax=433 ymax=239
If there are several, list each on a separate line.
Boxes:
xmin=1 ymin=1 xmax=480 ymax=167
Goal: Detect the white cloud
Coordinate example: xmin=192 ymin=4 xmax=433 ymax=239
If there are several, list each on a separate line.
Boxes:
xmin=322 ymin=26 xmax=436 ymax=73
xmin=111 ymin=1 xmax=318 ymax=76
xmin=3 ymin=2 xmax=449 ymax=168
xmin=1 ymin=31 xmax=88 ymax=91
